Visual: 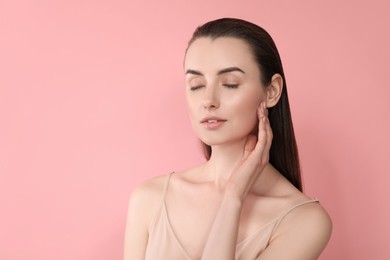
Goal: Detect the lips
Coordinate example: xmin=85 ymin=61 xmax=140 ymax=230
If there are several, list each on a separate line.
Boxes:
xmin=200 ymin=116 xmax=227 ymax=129
xmin=200 ymin=116 xmax=227 ymax=123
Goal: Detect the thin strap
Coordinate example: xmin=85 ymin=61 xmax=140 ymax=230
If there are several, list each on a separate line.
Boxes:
xmin=162 ymin=172 xmax=174 ymax=202
xmin=148 ymin=172 xmax=175 ymax=233
xmin=279 ymin=198 xmax=319 ymax=222
xmin=269 ymin=198 xmax=319 ymax=240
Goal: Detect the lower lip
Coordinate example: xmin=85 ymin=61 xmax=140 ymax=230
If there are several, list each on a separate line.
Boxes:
xmin=202 ymin=120 xmax=226 ymax=129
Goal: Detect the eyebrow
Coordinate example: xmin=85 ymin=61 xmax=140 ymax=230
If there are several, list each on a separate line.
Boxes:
xmin=185 ymin=66 xmax=245 ymax=76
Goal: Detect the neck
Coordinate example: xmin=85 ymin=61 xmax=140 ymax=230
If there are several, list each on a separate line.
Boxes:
xmin=204 ymin=138 xmax=248 ymax=188
xmin=202 ymin=138 xmax=280 ymax=194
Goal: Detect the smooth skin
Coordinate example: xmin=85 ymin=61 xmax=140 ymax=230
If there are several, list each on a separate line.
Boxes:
xmin=124 ymin=37 xmax=332 ymax=260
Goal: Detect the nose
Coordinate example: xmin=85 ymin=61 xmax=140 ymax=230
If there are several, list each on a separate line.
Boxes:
xmin=202 ymin=85 xmax=220 ymax=109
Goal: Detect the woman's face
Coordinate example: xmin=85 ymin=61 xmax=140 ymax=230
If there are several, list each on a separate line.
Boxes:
xmin=184 ymin=37 xmax=266 ymax=147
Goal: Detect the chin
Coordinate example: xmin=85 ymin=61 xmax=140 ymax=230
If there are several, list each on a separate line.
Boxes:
xmin=197 ymin=124 xmax=256 ymax=143
xmin=198 ymin=133 xmax=249 ymax=147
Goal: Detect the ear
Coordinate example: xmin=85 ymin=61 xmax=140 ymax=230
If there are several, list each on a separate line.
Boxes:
xmin=265 ymin=73 xmax=283 ymax=108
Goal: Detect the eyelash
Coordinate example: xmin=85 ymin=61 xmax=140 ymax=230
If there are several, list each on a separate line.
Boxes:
xmin=190 ymin=85 xmax=204 ymax=91
xmin=224 ymin=84 xmax=239 ymax=89
xmin=190 ymin=84 xmax=239 ymax=91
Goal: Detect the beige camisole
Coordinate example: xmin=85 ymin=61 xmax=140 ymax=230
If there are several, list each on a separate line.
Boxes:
xmin=145 ymin=172 xmax=319 ymax=260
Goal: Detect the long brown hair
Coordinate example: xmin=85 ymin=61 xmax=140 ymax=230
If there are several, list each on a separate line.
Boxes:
xmin=187 ymin=18 xmax=302 ymax=191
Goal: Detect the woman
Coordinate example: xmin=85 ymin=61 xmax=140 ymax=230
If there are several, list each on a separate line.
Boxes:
xmin=124 ymin=18 xmax=332 ymax=260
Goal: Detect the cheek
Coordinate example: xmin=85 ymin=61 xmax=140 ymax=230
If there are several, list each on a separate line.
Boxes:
xmin=240 ymin=104 xmax=259 ymax=129
xmin=230 ymin=92 xmax=262 ymax=131
xmin=185 ymin=95 xmax=199 ymax=126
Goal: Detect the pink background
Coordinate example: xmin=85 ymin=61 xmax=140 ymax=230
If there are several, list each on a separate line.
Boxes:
xmin=1 ymin=0 xmax=389 ymax=259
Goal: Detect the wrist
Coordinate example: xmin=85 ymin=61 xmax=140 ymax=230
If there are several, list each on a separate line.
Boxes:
xmin=223 ymin=189 xmax=245 ymax=208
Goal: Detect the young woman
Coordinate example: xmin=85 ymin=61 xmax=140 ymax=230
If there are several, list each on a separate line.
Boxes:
xmin=124 ymin=18 xmax=332 ymax=260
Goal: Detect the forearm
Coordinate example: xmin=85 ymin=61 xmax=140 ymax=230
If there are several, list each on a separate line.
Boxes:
xmin=201 ymin=193 xmax=243 ymax=260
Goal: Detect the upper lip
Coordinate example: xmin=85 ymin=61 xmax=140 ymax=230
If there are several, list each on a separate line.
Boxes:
xmin=200 ymin=116 xmax=227 ymax=123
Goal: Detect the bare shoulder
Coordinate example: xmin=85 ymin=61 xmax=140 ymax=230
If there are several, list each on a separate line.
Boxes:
xmin=280 ymin=199 xmax=332 ymax=237
xmin=127 ymin=173 xmax=171 ymax=225
xmin=131 ymin=174 xmax=168 ymax=197
xmin=261 ymin=198 xmax=332 ymax=259
xmin=129 ymin=174 xmax=169 ymax=209
xmin=124 ymin=174 xmax=171 ymax=260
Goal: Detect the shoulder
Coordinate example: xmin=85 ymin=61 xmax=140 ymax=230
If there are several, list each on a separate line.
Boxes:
xmin=262 ymin=199 xmax=332 ymax=259
xmin=129 ymin=173 xmax=170 ymax=205
xmin=130 ymin=174 xmax=168 ymax=199
xmin=127 ymin=173 xmax=171 ymax=225
xmin=279 ymin=199 xmax=332 ymax=236
xmin=124 ymin=173 xmax=172 ymax=259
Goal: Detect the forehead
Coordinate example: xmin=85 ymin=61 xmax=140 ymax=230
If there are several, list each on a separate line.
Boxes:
xmin=184 ymin=37 xmax=258 ymax=74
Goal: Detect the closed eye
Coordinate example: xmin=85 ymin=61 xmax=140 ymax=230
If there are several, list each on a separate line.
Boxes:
xmin=190 ymin=85 xmax=205 ymax=91
xmin=223 ymin=84 xmax=239 ymax=89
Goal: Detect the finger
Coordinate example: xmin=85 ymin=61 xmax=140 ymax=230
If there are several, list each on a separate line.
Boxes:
xmin=254 ymin=103 xmax=267 ymax=155
xmin=255 ymin=104 xmax=274 ymax=166
xmin=265 ymin=117 xmax=273 ymax=149
xmin=261 ymin=116 xmax=273 ymax=163
xmin=264 ymin=102 xmax=269 ymax=117
xmin=243 ymin=134 xmax=257 ymax=159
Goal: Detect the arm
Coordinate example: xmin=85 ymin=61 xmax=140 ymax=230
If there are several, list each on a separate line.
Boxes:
xmin=201 ymin=193 xmax=243 ymax=259
xmin=123 ymin=178 xmax=163 ymax=260
xmin=202 ymin=103 xmax=272 ymax=259
xmin=123 ymin=186 xmax=150 ymax=260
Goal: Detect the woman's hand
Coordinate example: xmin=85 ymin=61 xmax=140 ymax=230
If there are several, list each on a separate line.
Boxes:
xmin=225 ymin=101 xmax=273 ymax=201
